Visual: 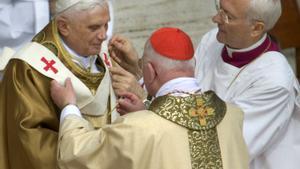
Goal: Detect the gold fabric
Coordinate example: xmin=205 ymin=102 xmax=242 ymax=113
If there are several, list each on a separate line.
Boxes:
xmin=0 ymin=21 xmax=109 ymax=169
xmin=149 ymin=91 xmax=225 ymax=169
xmin=57 ymin=92 xmax=249 ymax=169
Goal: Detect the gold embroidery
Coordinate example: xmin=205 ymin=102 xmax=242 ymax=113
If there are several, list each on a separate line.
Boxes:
xmin=42 ymin=41 xmax=59 ymax=56
xmin=189 ymin=98 xmax=216 ymax=126
xmin=189 ymin=130 xmax=223 ymax=169
xmin=32 ymin=31 xmax=45 ymax=42
xmin=149 ymin=91 xmax=226 ymax=169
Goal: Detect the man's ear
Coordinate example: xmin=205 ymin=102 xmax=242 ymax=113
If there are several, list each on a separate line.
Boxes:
xmin=251 ymin=21 xmax=265 ymax=38
xmin=56 ymin=17 xmax=70 ymax=37
xmin=145 ymin=62 xmax=157 ymax=84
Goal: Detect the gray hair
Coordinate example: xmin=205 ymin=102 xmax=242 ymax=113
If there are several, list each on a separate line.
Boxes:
xmin=247 ymin=0 xmax=282 ymax=31
xmin=143 ymin=41 xmax=195 ymax=73
xmin=55 ymin=0 xmax=108 ymax=18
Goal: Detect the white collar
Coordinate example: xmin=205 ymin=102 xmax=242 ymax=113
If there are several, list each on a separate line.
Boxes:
xmin=226 ymin=34 xmax=267 ymax=57
xmin=61 ymin=38 xmax=97 ymax=71
xmin=155 ymin=77 xmax=201 ymax=97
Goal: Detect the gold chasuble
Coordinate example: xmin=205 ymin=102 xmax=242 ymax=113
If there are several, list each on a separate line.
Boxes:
xmin=57 ymin=91 xmax=249 ymax=169
xmin=149 ymin=91 xmax=236 ymax=169
xmin=0 ymin=20 xmax=115 ymax=169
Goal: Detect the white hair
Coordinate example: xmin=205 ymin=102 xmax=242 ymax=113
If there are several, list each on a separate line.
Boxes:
xmin=247 ymin=0 xmax=282 ymax=31
xmin=55 ymin=0 xmax=108 ymax=18
xmin=143 ymin=41 xmax=195 ymax=73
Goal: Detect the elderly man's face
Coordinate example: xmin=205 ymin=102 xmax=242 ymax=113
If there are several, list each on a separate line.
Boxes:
xmin=67 ymin=4 xmax=110 ymax=56
xmin=212 ymin=0 xmax=255 ymax=49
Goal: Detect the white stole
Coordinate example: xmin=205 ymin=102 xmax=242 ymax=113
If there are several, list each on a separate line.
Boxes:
xmin=0 ymin=42 xmax=118 ymax=120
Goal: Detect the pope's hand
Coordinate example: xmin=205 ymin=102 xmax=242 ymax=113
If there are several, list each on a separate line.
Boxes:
xmin=50 ymin=78 xmax=77 ymax=109
xmin=117 ymin=91 xmax=145 ymax=115
xmin=108 ymin=34 xmax=142 ymax=79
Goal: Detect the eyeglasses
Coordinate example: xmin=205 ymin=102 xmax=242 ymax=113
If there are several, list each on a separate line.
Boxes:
xmin=215 ymin=0 xmax=229 ymax=24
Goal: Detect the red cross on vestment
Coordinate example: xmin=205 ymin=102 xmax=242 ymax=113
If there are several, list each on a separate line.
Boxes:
xmin=103 ymin=53 xmax=111 ymax=67
xmin=41 ymin=57 xmax=58 ymax=74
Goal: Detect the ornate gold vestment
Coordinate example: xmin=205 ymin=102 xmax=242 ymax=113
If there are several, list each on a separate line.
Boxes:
xmin=149 ymin=91 xmax=226 ymax=169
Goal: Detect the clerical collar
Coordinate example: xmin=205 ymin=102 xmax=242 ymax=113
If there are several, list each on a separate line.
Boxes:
xmin=221 ymin=34 xmax=279 ymax=68
xmin=155 ymin=77 xmax=201 ymax=97
xmin=226 ymin=34 xmax=267 ymax=57
xmin=60 ymin=39 xmax=97 ymax=71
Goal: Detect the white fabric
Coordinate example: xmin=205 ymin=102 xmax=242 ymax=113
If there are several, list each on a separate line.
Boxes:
xmin=61 ymin=104 xmax=82 ymax=124
xmin=0 ymin=47 xmax=15 ymax=81
xmin=156 ymin=77 xmax=201 ymax=97
xmin=0 ymin=47 xmax=15 ymax=71
xmin=107 ymin=0 xmax=114 ymax=39
xmin=61 ymin=39 xmax=99 ymax=72
xmin=0 ymin=0 xmax=49 ymax=54
xmin=195 ymin=28 xmax=300 ymax=169
xmin=55 ymin=0 xmax=80 ymax=14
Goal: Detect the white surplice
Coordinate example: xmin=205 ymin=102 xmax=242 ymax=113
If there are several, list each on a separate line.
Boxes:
xmin=195 ymin=28 xmax=300 ymax=169
xmin=0 ymin=0 xmax=49 ymax=54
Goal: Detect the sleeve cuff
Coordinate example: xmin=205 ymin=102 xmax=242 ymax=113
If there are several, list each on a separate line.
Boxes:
xmin=60 ymin=104 xmax=82 ymax=124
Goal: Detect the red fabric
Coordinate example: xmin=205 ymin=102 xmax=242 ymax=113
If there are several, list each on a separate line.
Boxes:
xmin=221 ymin=36 xmax=280 ymax=68
xmin=150 ymin=27 xmax=194 ymax=60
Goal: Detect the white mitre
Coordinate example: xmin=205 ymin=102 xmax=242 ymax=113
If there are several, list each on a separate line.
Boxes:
xmin=56 ymin=0 xmax=81 ymax=14
xmin=56 ymin=0 xmax=108 ymax=14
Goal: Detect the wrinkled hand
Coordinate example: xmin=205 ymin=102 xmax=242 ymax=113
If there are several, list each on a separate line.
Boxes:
xmin=110 ymin=63 xmax=146 ymax=100
xmin=108 ymin=34 xmax=142 ymax=79
xmin=117 ymin=91 xmax=145 ymax=115
xmin=50 ymin=78 xmax=76 ymax=109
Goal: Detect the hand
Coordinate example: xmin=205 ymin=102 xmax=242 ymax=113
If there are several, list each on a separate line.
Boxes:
xmin=108 ymin=35 xmax=142 ymax=79
xmin=110 ymin=63 xmax=146 ymax=100
xmin=117 ymin=91 xmax=145 ymax=115
xmin=50 ymin=78 xmax=76 ymax=109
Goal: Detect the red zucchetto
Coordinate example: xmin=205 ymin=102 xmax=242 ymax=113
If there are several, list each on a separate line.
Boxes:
xmin=150 ymin=27 xmax=194 ymax=60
